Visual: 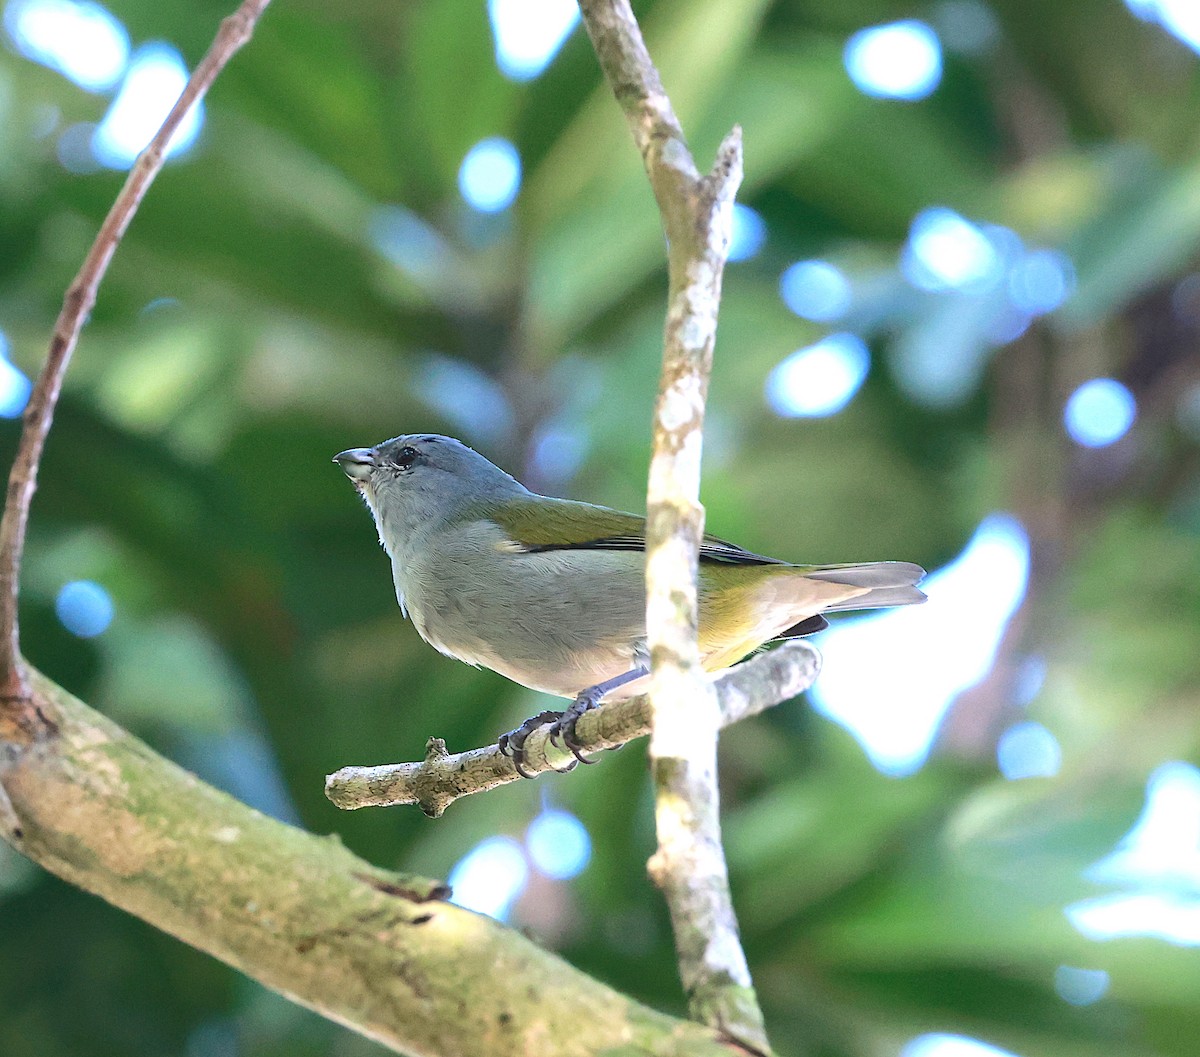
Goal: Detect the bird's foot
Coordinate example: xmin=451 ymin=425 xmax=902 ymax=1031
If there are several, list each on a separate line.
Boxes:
xmin=548 ymin=688 xmax=605 ymax=766
xmin=498 ymin=710 xmax=573 ymax=779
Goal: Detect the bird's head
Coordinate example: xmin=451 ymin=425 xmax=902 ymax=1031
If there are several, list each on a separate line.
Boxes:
xmin=334 ymin=434 xmax=525 ymax=550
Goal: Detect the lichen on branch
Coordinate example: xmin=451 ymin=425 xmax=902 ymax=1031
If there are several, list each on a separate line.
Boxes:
xmin=577 ymin=1 xmax=769 ymax=1051
xmin=324 ymin=641 xmax=821 ymax=817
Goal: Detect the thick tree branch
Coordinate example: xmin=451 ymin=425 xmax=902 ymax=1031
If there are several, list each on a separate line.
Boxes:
xmin=0 ymin=0 xmax=272 ymax=703
xmin=0 ymin=670 xmax=749 ymax=1057
xmin=325 ymin=641 xmax=820 ymax=817
xmin=577 ymin=2 xmax=764 ymax=1051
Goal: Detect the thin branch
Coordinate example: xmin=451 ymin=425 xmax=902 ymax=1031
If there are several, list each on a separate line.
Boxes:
xmin=0 ymin=670 xmax=748 ymax=1057
xmin=325 ymin=641 xmax=821 ymax=817
xmin=0 ymin=0 xmax=272 ymax=702
xmin=577 ymin=2 xmax=765 ymax=1051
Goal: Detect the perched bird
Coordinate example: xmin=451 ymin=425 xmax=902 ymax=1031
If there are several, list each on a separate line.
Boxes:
xmin=334 ymin=434 xmax=925 ymax=775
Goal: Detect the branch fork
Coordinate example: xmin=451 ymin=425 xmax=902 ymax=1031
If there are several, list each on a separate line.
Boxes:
xmin=0 ymin=0 xmax=800 ymax=1053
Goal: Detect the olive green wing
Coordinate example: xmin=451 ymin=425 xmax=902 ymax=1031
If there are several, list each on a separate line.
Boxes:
xmin=489 ymin=495 xmax=789 ymax=566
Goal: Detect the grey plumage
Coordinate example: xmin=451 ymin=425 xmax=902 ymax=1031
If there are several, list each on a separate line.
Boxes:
xmin=334 ymin=434 xmax=926 ymax=703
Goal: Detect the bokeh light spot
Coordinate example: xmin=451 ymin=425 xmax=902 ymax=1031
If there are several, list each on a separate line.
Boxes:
xmin=0 ymin=333 xmax=32 ymax=418
xmin=935 ymin=0 xmax=1000 ymax=55
xmin=996 ymin=721 xmax=1061 ymax=780
xmin=812 ymin=514 xmax=1029 ymax=776
xmin=844 ymin=21 xmax=943 ymax=101
xmin=1064 ymin=378 xmax=1136 ymax=448
xmin=448 ymin=836 xmax=528 ymax=921
xmin=779 ymin=260 xmax=851 ymax=321
xmin=458 ymin=138 xmax=521 ymax=213
xmin=369 ymin=205 xmax=450 ymax=284
xmin=4 ymin=0 xmax=129 ymax=91
xmin=1126 ymin=0 xmax=1200 ymax=55
xmin=1007 ymin=249 xmax=1075 ymax=315
xmin=55 ymin=580 xmax=114 ymax=638
xmin=1068 ymin=762 xmax=1200 ymax=946
xmin=766 ymin=334 xmax=870 ymax=418
xmin=92 ymin=43 xmax=204 ymax=169
xmin=526 ymin=808 xmax=591 ymax=880
xmin=413 ymin=354 xmax=514 ymax=447
xmin=902 ymin=1033 xmax=1020 ymax=1057
xmin=488 ymin=0 xmax=579 ymax=80
xmin=530 ymin=421 xmax=587 ymax=484
xmin=903 ymin=208 xmax=1001 ymax=291
xmin=55 ymin=121 xmax=101 ymax=173
xmin=728 ymin=204 xmax=767 ymax=262
xmin=1054 ymin=965 xmax=1110 ymax=1006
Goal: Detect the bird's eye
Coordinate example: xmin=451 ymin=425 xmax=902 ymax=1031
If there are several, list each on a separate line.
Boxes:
xmin=396 ymin=445 xmax=420 ymax=470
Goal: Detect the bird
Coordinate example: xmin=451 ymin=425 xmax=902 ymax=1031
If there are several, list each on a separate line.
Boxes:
xmin=334 ymin=434 xmax=925 ymax=776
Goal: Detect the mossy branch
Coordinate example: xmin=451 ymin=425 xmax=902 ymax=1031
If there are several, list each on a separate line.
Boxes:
xmin=0 ymin=670 xmax=750 ymax=1057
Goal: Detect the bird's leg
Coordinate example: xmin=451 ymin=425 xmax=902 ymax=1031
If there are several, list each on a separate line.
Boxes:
xmin=497 ymin=710 xmax=574 ymax=779
xmin=550 ymin=665 xmax=649 ymax=765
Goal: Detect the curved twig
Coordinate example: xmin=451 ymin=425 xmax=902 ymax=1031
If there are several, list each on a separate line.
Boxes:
xmin=0 ymin=0 xmax=273 ymax=702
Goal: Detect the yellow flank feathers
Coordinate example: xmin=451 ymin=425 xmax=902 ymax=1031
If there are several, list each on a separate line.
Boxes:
xmin=696 ymin=564 xmax=867 ymax=671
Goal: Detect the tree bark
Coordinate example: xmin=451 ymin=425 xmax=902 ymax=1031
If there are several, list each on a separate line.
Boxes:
xmin=0 ymin=669 xmax=745 ymax=1057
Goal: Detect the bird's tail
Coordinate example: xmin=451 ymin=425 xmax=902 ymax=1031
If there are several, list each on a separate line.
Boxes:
xmin=803 ymin=561 xmax=927 ymax=612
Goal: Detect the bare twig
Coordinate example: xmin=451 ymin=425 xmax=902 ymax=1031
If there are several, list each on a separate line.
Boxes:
xmin=325 ymin=641 xmax=820 ymax=817
xmin=0 ymin=0 xmax=273 ymax=702
xmin=577 ymin=2 xmax=765 ymax=1051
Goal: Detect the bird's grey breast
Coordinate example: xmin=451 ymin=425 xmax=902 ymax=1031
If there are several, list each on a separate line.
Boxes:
xmin=391 ymin=518 xmax=647 ymax=695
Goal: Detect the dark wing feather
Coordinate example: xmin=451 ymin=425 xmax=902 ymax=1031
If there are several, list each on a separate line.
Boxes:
xmin=775 ymin=614 xmax=829 ymax=638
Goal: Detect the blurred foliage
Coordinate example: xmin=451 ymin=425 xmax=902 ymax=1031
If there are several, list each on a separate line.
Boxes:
xmin=2 ymin=1 xmax=1200 ymax=1056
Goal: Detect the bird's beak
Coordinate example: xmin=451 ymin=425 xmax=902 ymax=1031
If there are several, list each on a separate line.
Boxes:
xmin=333 ymin=448 xmax=376 ymax=482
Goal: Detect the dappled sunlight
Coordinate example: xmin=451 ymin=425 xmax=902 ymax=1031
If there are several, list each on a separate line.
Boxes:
xmin=526 ymin=807 xmax=590 ymax=880
xmin=887 ymin=212 xmax=1078 ymax=407
xmin=92 ymin=42 xmax=203 ymax=168
xmin=903 ymin=1034 xmax=1019 ymax=1057
xmin=766 ymin=334 xmax=869 ymax=418
xmin=458 ymin=137 xmax=521 ymax=213
xmin=1007 ymin=249 xmax=1074 ymax=315
xmin=447 ymin=805 xmax=591 ymax=923
xmin=844 ymin=21 xmax=942 ymax=101
xmin=55 ymin=580 xmax=114 ymax=638
xmin=413 ymin=354 xmax=515 ymax=447
xmin=903 ymin=209 xmax=1002 ymax=293
xmin=530 ymin=420 xmax=588 ymax=484
xmin=4 ymin=0 xmax=128 ymax=91
xmin=448 ymin=836 xmax=529 ymax=921
xmin=369 ymin=205 xmax=452 ymax=287
xmin=4 ymin=0 xmax=1198 ymax=1049
xmin=996 ymin=721 xmax=1061 ymax=781
xmin=728 ymin=204 xmax=767 ymax=262
xmin=811 ymin=515 xmax=1030 ymax=776
xmin=779 ymin=259 xmax=852 ymax=321
xmin=1053 ymin=965 xmax=1110 ymax=1006
xmin=1068 ymin=762 xmax=1200 ymax=946
xmin=1126 ymin=0 xmax=1200 ymax=55
xmin=1064 ymin=379 xmax=1137 ymax=448
xmin=0 ymin=331 xmax=31 ymax=419
xmin=488 ymin=0 xmax=579 ymax=81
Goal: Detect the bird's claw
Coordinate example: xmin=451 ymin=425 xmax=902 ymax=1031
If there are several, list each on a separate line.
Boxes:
xmin=547 ymin=689 xmax=603 ymax=766
xmin=499 ymin=689 xmax=606 ymax=776
xmin=498 ymin=710 xmax=570 ymax=778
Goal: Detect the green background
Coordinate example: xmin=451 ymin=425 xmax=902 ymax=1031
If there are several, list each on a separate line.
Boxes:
xmin=2 ymin=1 xmax=1199 ymax=1055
